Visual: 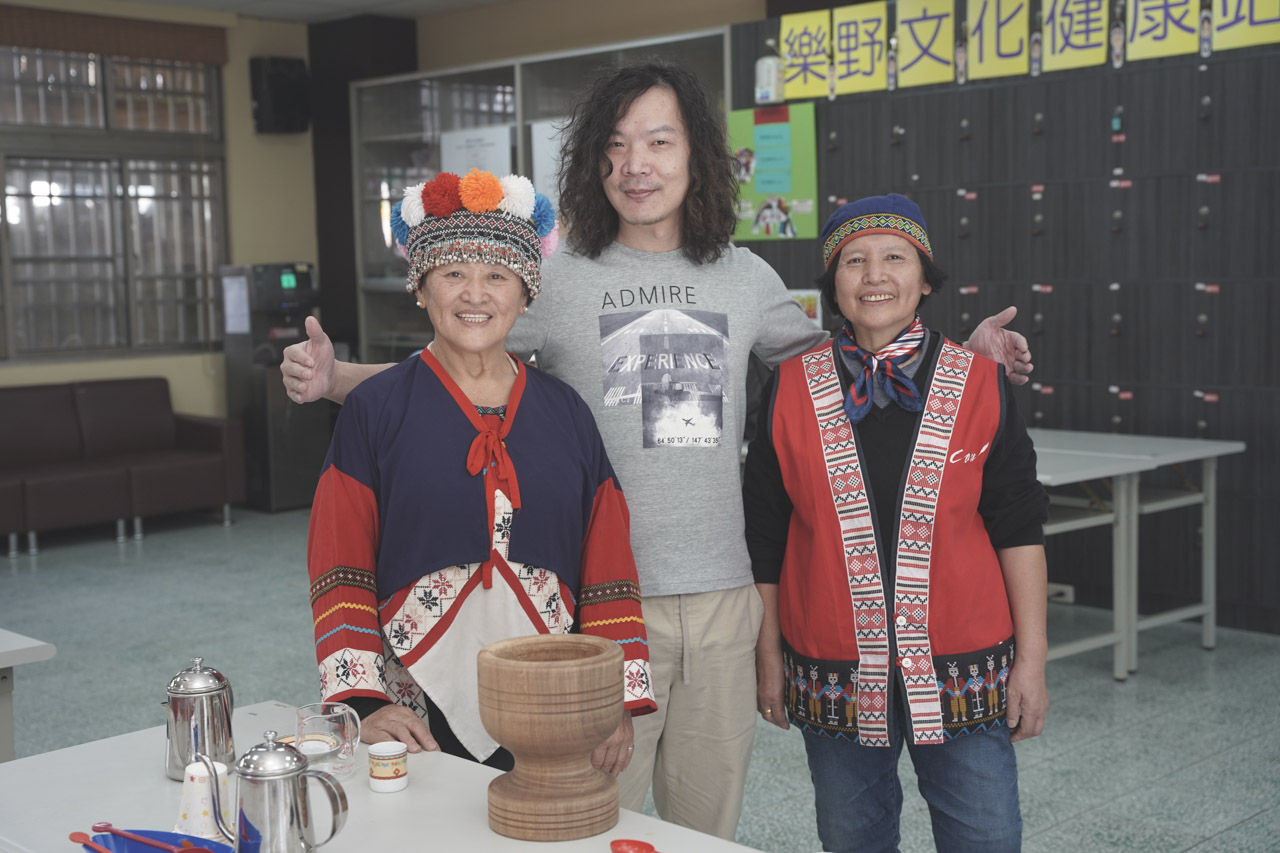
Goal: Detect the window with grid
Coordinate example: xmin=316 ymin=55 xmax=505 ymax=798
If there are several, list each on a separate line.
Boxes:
xmin=0 ymin=46 xmax=224 ymax=358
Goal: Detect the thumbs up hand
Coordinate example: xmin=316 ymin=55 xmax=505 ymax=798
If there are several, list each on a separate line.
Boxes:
xmin=282 ymin=315 xmax=335 ymax=403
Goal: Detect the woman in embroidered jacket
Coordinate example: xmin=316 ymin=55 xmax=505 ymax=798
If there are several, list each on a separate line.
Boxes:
xmin=744 ymin=194 xmax=1049 ymax=852
xmin=308 ymin=170 xmax=656 ymax=773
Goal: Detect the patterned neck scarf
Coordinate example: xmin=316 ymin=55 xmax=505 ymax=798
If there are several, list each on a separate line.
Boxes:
xmin=836 ymin=315 xmax=926 ymax=424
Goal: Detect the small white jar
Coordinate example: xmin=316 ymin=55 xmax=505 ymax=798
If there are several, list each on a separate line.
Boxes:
xmin=368 ymin=741 xmax=409 ymax=793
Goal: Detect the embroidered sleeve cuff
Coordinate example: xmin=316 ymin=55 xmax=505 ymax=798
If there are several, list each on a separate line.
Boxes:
xmin=318 ymin=648 xmax=388 ymax=704
xmin=623 ymin=658 xmax=657 ymax=716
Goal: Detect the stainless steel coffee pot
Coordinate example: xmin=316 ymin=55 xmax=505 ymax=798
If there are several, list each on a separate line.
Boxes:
xmin=200 ymin=730 xmax=348 ymax=852
xmin=164 ymin=657 xmax=235 ymax=780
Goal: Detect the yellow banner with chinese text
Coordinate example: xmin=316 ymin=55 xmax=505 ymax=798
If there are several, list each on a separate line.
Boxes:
xmin=1126 ymin=0 xmax=1198 ymax=59
xmin=832 ymin=3 xmax=889 ymax=94
xmin=897 ymin=0 xmax=955 ymax=87
xmin=1213 ymin=0 xmax=1280 ymax=51
xmin=782 ymin=10 xmax=833 ymax=99
xmin=1041 ymin=0 xmax=1109 ymax=71
xmin=967 ymin=0 xmax=1030 ymax=79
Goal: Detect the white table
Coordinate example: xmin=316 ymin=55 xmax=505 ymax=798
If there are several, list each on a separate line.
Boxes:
xmin=1035 ymin=448 xmax=1154 ymax=680
xmin=0 ymin=701 xmax=761 ymax=853
xmin=1030 ymin=428 xmax=1245 ymax=673
xmin=0 ymin=629 xmax=56 ymax=763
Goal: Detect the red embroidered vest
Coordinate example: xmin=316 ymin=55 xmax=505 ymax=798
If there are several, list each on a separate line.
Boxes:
xmin=770 ymin=339 xmax=1013 ymax=746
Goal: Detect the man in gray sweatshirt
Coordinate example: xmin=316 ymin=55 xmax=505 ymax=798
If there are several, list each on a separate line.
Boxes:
xmin=281 ymin=58 xmax=1033 ymax=841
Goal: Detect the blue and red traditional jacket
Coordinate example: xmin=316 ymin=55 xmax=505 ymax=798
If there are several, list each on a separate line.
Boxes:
xmin=308 ymin=349 xmax=656 ymax=760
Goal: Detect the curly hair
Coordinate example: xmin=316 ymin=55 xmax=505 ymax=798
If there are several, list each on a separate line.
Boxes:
xmin=557 ymin=57 xmax=739 ymax=265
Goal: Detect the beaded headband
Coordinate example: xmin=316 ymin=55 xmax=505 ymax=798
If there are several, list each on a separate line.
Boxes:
xmin=390 ymin=169 xmax=559 ymax=300
xmin=820 ymin=193 xmax=933 ymax=268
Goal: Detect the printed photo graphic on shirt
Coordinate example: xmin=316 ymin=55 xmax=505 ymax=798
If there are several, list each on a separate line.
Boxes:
xmin=599 ymin=309 xmax=729 ymax=448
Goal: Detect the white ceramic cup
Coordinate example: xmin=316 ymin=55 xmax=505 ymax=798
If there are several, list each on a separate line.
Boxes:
xmin=176 ymin=759 xmax=232 ymax=841
xmin=368 ymin=740 xmax=409 ymax=793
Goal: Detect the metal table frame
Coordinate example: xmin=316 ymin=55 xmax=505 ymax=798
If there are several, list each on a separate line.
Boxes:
xmin=1031 ymin=429 xmax=1246 ymax=675
xmin=1036 ymin=449 xmax=1150 ymax=680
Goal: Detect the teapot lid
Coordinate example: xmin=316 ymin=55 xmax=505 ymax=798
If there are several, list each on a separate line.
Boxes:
xmin=166 ymin=657 xmax=230 ymax=695
xmin=236 ymin=730 xmax=308 ymax=778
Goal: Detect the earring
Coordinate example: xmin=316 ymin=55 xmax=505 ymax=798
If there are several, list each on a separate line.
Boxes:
xmin=416 ymin=300 xmax=426 ymax=309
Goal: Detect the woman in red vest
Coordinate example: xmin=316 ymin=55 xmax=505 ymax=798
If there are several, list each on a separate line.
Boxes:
xmin=744 ymin=194 xmax=1049 ymax=853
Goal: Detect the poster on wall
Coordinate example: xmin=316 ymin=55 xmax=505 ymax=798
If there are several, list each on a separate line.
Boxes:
xmin=440 ymin=125 xmax=513 ymax=177
xmin=728 ymin=102 xmax=818 ymax=242
xmin=791 ymin=289 xmax=824 ymax=328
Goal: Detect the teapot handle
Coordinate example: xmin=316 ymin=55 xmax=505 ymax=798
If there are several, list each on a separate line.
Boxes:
xmin=195 ymin=752 xmax=236 ymax=843
xmin=304 ymin=769 xmax=349 ymax=848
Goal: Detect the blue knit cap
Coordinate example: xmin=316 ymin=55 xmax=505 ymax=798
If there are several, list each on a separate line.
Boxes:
xmin=821 ymin=193 xmax=933 ymax=269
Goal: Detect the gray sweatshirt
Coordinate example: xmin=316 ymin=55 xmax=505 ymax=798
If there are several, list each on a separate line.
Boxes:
xmin=507 ymin=242 xmax=827 ymax=597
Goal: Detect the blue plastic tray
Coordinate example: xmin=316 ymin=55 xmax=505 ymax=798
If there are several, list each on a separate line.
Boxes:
xmin=82 ymin=829 xmax=233 ymax=853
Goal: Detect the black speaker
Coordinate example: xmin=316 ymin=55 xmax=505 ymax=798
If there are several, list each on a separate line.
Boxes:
xmin=250 ymin=56 xmax=311 ymax=134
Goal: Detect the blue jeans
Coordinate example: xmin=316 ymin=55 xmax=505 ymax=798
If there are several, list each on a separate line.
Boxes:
xmin=802 ymin=723 xmax=1021 ymax=853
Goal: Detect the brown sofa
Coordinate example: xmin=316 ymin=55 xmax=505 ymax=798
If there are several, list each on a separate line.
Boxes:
xmin=0 ymin=377 xmax=246 ymax=557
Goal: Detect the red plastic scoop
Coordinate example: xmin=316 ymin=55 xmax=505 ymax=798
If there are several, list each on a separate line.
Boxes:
xmin=68 ymin=833 xmax=112 ymax=853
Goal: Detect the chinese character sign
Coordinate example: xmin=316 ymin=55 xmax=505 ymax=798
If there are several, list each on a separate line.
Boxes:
xmin=897 ymin=0 xmax=955 ymax=87
xmin=782 ymin=11 xmax=833 ymax=99
xmin=1214 ymin=0 xmax=1280 ymax=50
xmin=1042 ymin=0 xmax=1109 ymax=69
xmin=1127 ymin=0 xmax=1198 ymax=58
xmin=967 ymin=0 xmax=1030 ymax=78
xmin=833 ymin=3 xmax=889 ymax=94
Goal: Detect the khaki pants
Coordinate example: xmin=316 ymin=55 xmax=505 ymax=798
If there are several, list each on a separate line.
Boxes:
xmin=617 ymin=585 xmax=763 ymax=841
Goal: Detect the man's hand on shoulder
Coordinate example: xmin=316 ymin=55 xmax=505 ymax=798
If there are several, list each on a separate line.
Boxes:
xmin=965 ymin=306 xmax=1034 ymax=385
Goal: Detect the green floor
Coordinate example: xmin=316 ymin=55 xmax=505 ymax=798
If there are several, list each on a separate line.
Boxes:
xmin=4 ymin=510 xmax=1278 ymax=852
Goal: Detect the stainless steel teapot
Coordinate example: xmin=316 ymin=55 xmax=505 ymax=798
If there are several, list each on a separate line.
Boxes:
xmin=200 ymin=729 xmax=348 ymax=853
xmin=165 ymin=657 xmax=235 ymax=780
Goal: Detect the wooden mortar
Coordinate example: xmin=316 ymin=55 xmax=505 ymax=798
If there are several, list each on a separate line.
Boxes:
xmin=477 ymin=634 xmax=624 ymax=841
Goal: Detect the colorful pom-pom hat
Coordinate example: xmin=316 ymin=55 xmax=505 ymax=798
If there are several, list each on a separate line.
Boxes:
xmin=390 ymin=168 xmax=559 ymax=300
